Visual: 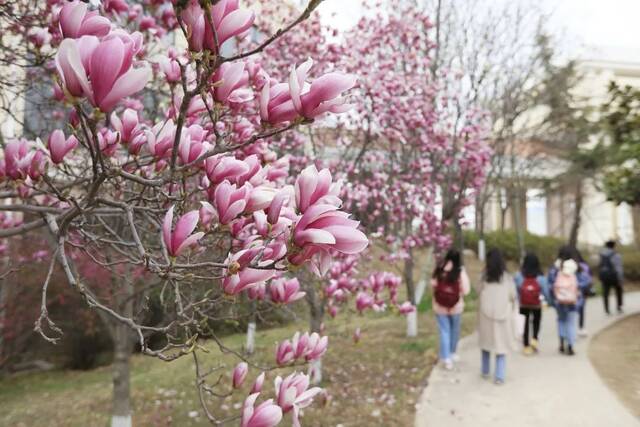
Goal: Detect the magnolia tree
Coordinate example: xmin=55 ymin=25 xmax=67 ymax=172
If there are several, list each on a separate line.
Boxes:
xmin=257 ymin=0 xmax=491 ymax=337
xmin=0 ymin=1 xmax=377 ymax=426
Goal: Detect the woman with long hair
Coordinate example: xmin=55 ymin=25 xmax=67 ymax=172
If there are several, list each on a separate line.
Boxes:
xmin=476 ymin=248 xmax=517 ymax=384
xmin=514 ymin=253 xmax=549 ymax=355
xmin=547 ymin=245 xmax=591 ymax=355
xmin=431 ymin=248 xmax=471 ymax=370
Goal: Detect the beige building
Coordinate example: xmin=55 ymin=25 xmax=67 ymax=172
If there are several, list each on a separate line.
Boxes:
xmin=475 ymin=58 xmax=639 ymax=247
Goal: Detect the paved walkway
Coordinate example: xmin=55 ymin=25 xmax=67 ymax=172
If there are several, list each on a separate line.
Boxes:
xmin=415 ymin=292 xmax=640 ymax=427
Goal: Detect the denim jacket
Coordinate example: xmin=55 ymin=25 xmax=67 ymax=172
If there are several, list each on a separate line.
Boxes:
xmin=547 ymin=263 xmax=591 ymax=311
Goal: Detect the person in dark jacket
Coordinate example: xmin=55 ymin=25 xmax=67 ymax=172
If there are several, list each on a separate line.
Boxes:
xmin=514 ymin=253 xmax=549 ymax=355
xmin=598 ymin=240 xmax=624 ymax=314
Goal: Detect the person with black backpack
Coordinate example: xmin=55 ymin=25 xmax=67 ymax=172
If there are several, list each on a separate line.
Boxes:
xmin=599 ymin=240 xmax=624 ymax=314
xmin=431 ymin=249 xmax=471 ymax=370
xmin=514 ymin=253 xmax=549 ymax=355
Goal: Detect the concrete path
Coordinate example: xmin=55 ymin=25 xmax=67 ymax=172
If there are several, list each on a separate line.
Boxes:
xmin=415 ymin=292 xmax=640 ymax=427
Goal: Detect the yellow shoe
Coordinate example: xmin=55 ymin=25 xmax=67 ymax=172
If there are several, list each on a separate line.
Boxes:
xmin=523 ymin=346 xmax=534 ymax=355
xmin=531 ymin=339 xmax=539 ymax=351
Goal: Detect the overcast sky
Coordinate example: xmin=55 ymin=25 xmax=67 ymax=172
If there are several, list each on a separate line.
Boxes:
xmin=317 ymin=0 xmax=640 ymax=63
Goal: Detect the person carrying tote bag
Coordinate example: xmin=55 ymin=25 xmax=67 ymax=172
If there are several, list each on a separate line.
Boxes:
xmin=476 ymin=248 xmax=518 ymax=385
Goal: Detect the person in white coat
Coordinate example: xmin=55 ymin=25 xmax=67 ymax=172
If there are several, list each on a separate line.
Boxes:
xmin=476 ymin=248 xmax=518 ymax=384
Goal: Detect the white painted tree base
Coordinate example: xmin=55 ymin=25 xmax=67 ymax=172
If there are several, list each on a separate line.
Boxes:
xmin=112 ymin=415 xmax=132 ymax=427
xmin=309 ymin=359 xmax=322 ymax=384
xmin=246 ymin=322 xmax=256 ymax=354
xmin=406 ymin=310 xmax=418 ymax=337
xmin=478 ymin=239 xmax=486 ymax=261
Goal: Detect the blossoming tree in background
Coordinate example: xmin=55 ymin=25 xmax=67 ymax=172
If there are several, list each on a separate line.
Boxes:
xmin=0 ymin=1 xmax=374 ymax=426
xmin=252 ymin=0 xmax=491 ymax=337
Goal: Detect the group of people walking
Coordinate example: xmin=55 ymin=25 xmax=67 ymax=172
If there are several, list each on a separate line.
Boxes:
xmin=431 ymin=240 xmax=625 ymax=384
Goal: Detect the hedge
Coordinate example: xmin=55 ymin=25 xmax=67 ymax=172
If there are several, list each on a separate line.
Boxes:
xmin=462 ymin=230 xmax=564 ymax=267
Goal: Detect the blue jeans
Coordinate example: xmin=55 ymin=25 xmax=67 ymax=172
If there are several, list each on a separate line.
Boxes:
xmin=436 ymin=314 xmax=461 ymax=360
xmin=482 ymin=350 xmax=506 ymax=382
xmin=557 ymin=308 xmax=577 ymax=346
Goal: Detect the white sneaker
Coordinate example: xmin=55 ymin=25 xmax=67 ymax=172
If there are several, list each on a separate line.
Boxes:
xmin=443 ymin=359 xmax=454 ymax=370
xmin=578 ymin=328 xmax=588 ymax=337
xmin=451 ymin=353 xmax=460 ymax=362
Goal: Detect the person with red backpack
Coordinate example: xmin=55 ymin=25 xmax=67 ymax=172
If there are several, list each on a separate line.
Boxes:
xmin=547 ymin=246 xmax=591 ymax=356
xmin=431 ymin=249 xmax=471 ymax=370
xmin=514 ymin=253 xmax=549 ymax=355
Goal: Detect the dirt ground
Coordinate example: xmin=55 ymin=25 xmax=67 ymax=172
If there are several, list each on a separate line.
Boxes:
xmin=589 ymin=313 xmax=640 ymax=419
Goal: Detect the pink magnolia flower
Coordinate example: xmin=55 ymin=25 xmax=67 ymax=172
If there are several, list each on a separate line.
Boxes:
xmin=247 ymin=282 xmax=266 ymax=300
xmin=97 ymin=128 xmax=119 ymax=156
xmin=251 ymin=372 xmax=265 ymax=394
xmin=292 ymin=204 xmax=368 ymax=259
xmin=294 ymin=165 xmax=341 ymax=214
xmin=104 ymin=0 xmax=129 ymax=14
xmin=4 ymin=139 xmax=38 ymax=181
xmin=269 ymin=278 xmax=305 ymax=305
xmin=232 ymin=362 xmax=248 ymax=389
xmin=146 ymin=120 xmax=176 ymax=159
xmin=59 ymin=1 xmax=111 ymax=39
xmin=241 ymin=393 xmax=283 ymax=427
xmin=199 ymin=201 xmax=218 ymax=230
xmin=259 ymin=81 xmax=297 ymax=125
xmin=211 ymin=181 xmax=248 ymax=225
xmin=162 ymin=206 xmax=204 ymax=258
xmin=302 ymin=332 xmax=328 ymax=361
xmin=289 ymin=59 xmax=356 ymax=119
xmin=397 ymin=301 xmax=416 ymax=315
xmin=275 ymin=339 xmax=294 ymax=366
xmin=222 ymin=268 xmax=275 ymax=295
xmin=212 ymin=61 xmax=250 ymax=104
xmin=274 ymin=372 xmax=322 ymax=426
xmin=47 ymin=130 xmax=78 ymax=164
xmin=55 ymin=34 xmax=151 ymax=112
xmin=159 ymin=56 xmax=181 ymax=83
xmin=355 ymin=292 xmax=374 ymax=313
xmin=178 ymin=133 xmax=206 ymax=165
xmin=205 ymin=155 xmax=250 ymax=185
xmin=182 ymin=0 xmax=254 ymax=52
xmin=110 ymin=108 xmax=141 ymax=145
xmin=245 ymin=185 xmax=277 ymax=213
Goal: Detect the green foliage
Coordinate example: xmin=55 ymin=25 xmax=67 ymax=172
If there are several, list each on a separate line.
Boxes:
xmin=597 ymin=82 xmax=640 ymax=206
xmin=463 ymin=230 xmax=565 ymax=267
xmin=619 ymin=246 xmax=640 ymax=282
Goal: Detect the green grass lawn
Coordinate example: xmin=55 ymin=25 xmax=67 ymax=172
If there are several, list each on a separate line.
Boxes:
xmin=0 ymin=306 xmax=477 ymax=427
xmin=0 ymin=252 xmax=483 ymax=427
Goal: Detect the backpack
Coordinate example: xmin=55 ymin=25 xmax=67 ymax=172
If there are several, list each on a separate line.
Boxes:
xmin=434 ymin=277 xmax=461 ymax=308
xmin=598 ymin=253 xmax=617 ymax=282
xmin=553 ymin=270 xmax=578 ymax=305
xmin=519 ymin=276 xmax=541 ymax=307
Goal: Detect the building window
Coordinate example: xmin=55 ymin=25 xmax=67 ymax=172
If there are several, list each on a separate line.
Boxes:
xmin=526 ymin=189 xmax=547 ymax=236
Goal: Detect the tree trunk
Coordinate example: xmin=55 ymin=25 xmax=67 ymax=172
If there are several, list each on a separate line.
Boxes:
xmin=568 ymin=180 xmax=583 ymax=248
xmin=630 ymin=205 xmax=640 ymax=249
xmin=110 ymin=274 xmax=134 ymax=427
xmin=415 ymin=246 xmax=435 ymax=304
xmin=305 ymin=282 xmax=324 ymax=384
xmin=403 ymin=248 xmax=417 ymax=337
xmin=111 ymin=323 xmax=133 ymax=427
xmin=245 ymin=301 xmax=257 ymax=355
xmin=512 ymin=190 xmax=526 ymax=260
